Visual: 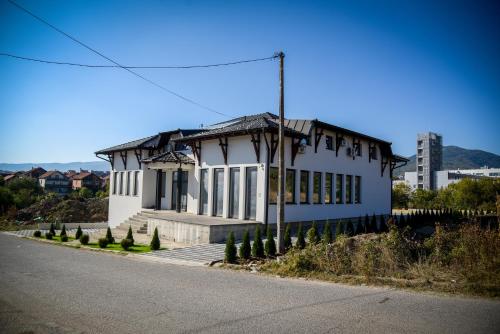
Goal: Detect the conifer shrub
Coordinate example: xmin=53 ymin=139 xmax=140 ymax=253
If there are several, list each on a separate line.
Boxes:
xmin=322 ymin=221 xmax=332 ymax=244
xmin=283 ymin=224 xmax=292 ymax=251
xmin=97 ymin=238 xmax=108 ymax=248
xmin=345 ymin=220 xmax=354 ymax=236
xmin=33 ymin=230 xmax=41 ymax=238
xmin=371 ymin=214 xmax=379 ymax=233
xmin=150 ymin=227 xmax=160 ymax=251
xmin=265 ymin=226 xmax=276 ymax=257
xmin=105 ymin=227 xmax=115 ymax=244
xmin=296 ymin=224 xmax=306 ymax=249
xmin=252 ymin=225 xmax=264 ymax=258
xmin=120 ymin=238 xmax=133 ymax=250
xmin=307 ymin=221 xmax=319 ymax=244
xmin=75 ymin=225 xmax=83 ymax=240
xmin=225 ymin=231 xmax=237 ymax=263
xmin=239 ymin=229 xmax=251 ymax=259
xmin=45 ymin=232 xmax=53 ymax=240
xmin=49 ymin=223 xmax=56 ymax=236
xmin=354 ymin=217 xmax=363 ymax=235
xmin=364 ymin=214 xmax=371 ymax=233
xmin=60 ymin=224 xmax=67 ymax=237
xmin=61 ymin=235 xmax=68 ymax=242
xmin=379 ymin=215 xmax=388 ymax=233
xmin=80 ymin=234 xmax=89 ymax=245
xmin=335 ymin=220 xmax=344 ymax=238
xmin=126 ymin=226 xmax=134 ymax=246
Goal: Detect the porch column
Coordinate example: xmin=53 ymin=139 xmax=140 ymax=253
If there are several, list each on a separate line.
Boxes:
xmin=176 ymin=167 xmax=182 ymax=213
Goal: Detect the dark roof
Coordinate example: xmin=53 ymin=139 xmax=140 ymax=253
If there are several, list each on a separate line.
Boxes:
xmin=141 ymin=151 xmax=195 ymax=165
xmin=95 ymin=129 xmax=205 ymax=155
xmin=39 ymin=170 xmax=66 ymax=179
xmin=72 ymin=172 xmax=100 ymax=180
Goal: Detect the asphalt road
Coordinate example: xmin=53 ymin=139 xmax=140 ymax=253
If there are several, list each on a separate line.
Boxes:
xmin=0 ymin=233 xmax=499 ymax=334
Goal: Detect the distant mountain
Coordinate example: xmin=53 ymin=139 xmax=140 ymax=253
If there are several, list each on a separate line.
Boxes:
xmin=395 ymin=145 xmax=500 ymax=177
xmin=0 ymin=161 xmax=110 ymax=173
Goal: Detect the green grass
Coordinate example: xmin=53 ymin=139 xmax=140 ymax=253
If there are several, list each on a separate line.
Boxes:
xmin=86 ymin=242 xmax=155 ymax=253
xmin=51 ymin=235 xmax=75 ymax=242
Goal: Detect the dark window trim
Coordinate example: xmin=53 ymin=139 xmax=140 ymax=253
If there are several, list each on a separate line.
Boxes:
xmin=325 ymin=135 xmax=334 ymax=151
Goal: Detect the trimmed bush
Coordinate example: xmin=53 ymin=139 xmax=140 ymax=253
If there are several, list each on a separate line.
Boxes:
xmin=120 ymin=238 xmax=133 ymax=250
xmin=371 ymin=214 xmax=379 ymax=233
xmin=75 ymin=225 xmax=83 ymax=240
xmin=265 ymin=226 xmax=276 ymax=257
xmin=239 ymin=229 xmax=251 ymax=260
xmin=296 ymin=224 xmax=306 ymax=249
xmin=283 ymin=224 xmax=292 ymax=251
xmin=379 ymin=215 xmax=388 ymax=233
xmin=150 ymin=227 xmax=160 ymax=251
xmin=60 ymin=224 xmax=67 ymax=237
xmin=225 ymin=231 xmax=237 ymax=263
xmin=345 ymin=220 xmax=354 ymax=237
xmin=33 ymin=230 xmax=41 ymax=238
xmin=49 ymin=223 xmax=56 ymax=236
xmin=252 ymin=225 xmax=264 ymax=258
xmin=126 ymin=226 xmax=135 ymax=246
xmin=61 ymin=235 xmax=68 ymax=242
xmin=364 ymin=214 xmax=371 ymax=233
xmin=322 ymin=221 xmax=332 ymax=244
xmin=105 ymin=227 xmax=115 ymax=244
xmin=354 ymin=217 xmax=363 ymax=235
xmin=336 ymin=220 xmax=344 ymax=237
xmin=45 ymin=232 xmax=53 ymax=240
xmin=307 ymin=221 xmax=319 ymax=244
xmin=80 ymin=234 xmax=89 ymax=245
xmin=98 ymin=237 xmax=108 ymax=248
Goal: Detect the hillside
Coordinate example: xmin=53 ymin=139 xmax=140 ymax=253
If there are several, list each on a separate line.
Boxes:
xmin=395 ymin=145 xmax=500 ymax=177
xmin=0 ymin=161 xmax=109 ymax=173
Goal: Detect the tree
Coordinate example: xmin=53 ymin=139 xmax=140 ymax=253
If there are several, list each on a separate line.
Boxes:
xmin=392 ymin=182 xmax=412 ymax=209
xmin=283 ymin=224 xmax=292 ymax=251
xmin=264 ymin=226 xmax=276 ymax=257
xmin=252 ymin=225 xmax=264 ymax=258
xmin=296 ymin=224 xmax=305 ymax=249
xmin=75 ymin=225 xmax=82 ymax=240
xmin=225 ymin=232 xmax=237 ymax=263
xmin=335 ymin=220 xmax=344 ymax=238
xmin=126 ymin=225 xmax=134 ymax=245
xmin=345 ymin=220 xmax=354 ymax=236
xmin=322 ymin=220 xmax=332 ymax=244
xmin=239 ymin=229 xmax=251 ymax=259
xmin=307 ymin=221 xmax=319 ymax=244
xmin=60 ymin=224 xmax=67 ymax=237
xmin=150 ymin=227 xmax=160 ymax=250
xmin=49 ymin=223 xmax=56 ymax=236
xmin=354 ymin=217 xmax=363 ymax=235
xmin=105 ymin=227 xmax=115 ymax=244
xmin=0 ymin=187 xmax=13 ymax=214
xmin=78 ymin=187 xmax=93 ymax=199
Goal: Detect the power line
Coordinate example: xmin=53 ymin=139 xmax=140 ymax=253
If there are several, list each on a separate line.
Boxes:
xmin=7 ymin=0 xmax=240 ymax=117
xmin=0 ymin=52 xmax=278 ymax=69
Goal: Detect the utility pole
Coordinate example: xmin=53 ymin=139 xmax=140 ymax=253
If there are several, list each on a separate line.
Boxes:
xmin=277 ymin=51 xmax=285 ymax=254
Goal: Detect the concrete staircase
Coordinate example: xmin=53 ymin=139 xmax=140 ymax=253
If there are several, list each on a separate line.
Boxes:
xmin=116 ymin=212 xmax=152 ymax=234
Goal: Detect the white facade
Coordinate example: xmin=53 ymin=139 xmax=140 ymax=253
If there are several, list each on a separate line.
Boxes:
xmin=404 ymin=167 xmax=500 ymax=190
xmin=101 ymin=118 xmax=400 ymax=229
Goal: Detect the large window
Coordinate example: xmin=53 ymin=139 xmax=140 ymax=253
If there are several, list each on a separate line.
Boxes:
xmin=229 ymin=168 xmax=240 ymax=218
xmin=313 ymin=172 xmax=322 ymax=204
xmin=245 ymin=167 xmax=257 ymax=220
xmin=133 ymin=171 xmax=139 ymax=196
xmin=355 ymin=176 xmax=361 ymax=204
xmin=213 ymin=169 xmax=224 ymax=217
xmin=199 ymin=169 xmax=208 ymax=215
xmin=126 ymin=171 xmax=131 ymax=195
xmin=325 ymin=173 xmax=333 ymax=204
xmin=346 ymin=175 xmax=353 ymax=204
xmin=300 ymin=171 xmax=309 ymax=204
xmin=286 ymin=169 xmax=296 ymax=204
xmin=335 ymin=174 xmax=343 ymax=204
xmin=269 ymin=167 xmax=278 ymax=204
xmin=119 ymin=172 xmax=124 ymax=195
xmin=112 ymin=172 xmax=118 ymax=195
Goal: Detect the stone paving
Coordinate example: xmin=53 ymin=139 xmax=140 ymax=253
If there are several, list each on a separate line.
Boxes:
xmin=139 ymin=242 xmax=232 ymax=265
xmin=6 ymin=229 xmax=103 ymax=237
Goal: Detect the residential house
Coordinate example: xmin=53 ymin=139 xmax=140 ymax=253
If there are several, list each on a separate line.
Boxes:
xmin=71 ymin=172 xmax=102 ymax=191
xmin=23 ymin=167 xmax=47 ymax=179
xmin=38 ymin=171 xmax=72 ymax=195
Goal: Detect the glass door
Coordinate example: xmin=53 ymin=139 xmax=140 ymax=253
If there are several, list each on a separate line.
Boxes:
xmin=213 ymin=168 xmax=224 ymax=217
xmin=199 ymin=169 xmax=208 ymax=215
xmin=229 ymin=168 xmax=240 ymax=218
xmin=172 ymin=171 xmax=188 ymax=212
xmin=245 ymin=167 xmax=257 ymax=220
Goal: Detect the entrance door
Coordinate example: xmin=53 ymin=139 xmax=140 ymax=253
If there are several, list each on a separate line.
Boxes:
xmin=213 ymin=168 xmax=224 ymax=217
xmin=172 ymin=171 xmax=188 ymax=212
xmin=245 ymin=167 xmax=257 ymax=220
xmin=229 ymin=168 xmax=240 ymax=218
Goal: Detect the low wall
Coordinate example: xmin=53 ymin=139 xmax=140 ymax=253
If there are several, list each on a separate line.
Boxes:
xmin=148 ymin=218 xmax=260 ymax=244
xmin=38 ymin=222 xmax=108 ymax=230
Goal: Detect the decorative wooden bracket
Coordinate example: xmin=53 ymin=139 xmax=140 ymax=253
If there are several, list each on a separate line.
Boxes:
xmin=107 ymin=153 xmax=114 ymax=169
xmin=250 ymin=132 xmax=261 ymax=163
xmin=335 ymin=133 xmax=343 ymax=157
xmin=120 ymin=151 xmax=128 ymax=170
xmin=190 ymin=141 xmax=202 ymax=165
xmin=218 ymin=137 xmax=228 ymax=164
xmin=134 ymin=149 xmax=142 ymax=169
xmin=381 ymin=154 xmax=389 ymax=177
xmin=352 ymin=137 xmax=361 ymax=160
xmin=314 ymin=127 xmax=324 ymax=153
xmin=368 ymin=142 xmax=376 ymax=163
xmin=291 ymin=137 xmax=301 ymax=166
xmin=263 ymin=131 xmax=279 ymax=163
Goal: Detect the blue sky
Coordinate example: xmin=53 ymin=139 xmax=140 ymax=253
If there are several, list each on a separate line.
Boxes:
xmin=1 ymin=0 xmax=499 ymax=163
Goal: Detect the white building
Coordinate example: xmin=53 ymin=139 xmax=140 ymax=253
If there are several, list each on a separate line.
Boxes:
xmin=404 ymin=167 xmax=500 ymax=190
xmin=96 ymin=113 xmax=407 ymax=244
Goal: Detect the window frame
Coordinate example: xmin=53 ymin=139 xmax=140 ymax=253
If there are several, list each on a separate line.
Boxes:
xmin=313 ymin=172 xmax=322 ymax=204
xmin=286 ymin=169 xmax=296 ymax=204
xmin=335 ymin=174 xmax=343 ymax=204
xmin=325 ymin=135 xmax=334 ymax=151
xmin=133 ymin=171 xmax=139 ymax=196
xmin=268 ymin=167 xmax=278 ymax=205
xmin=300 ymin=170 xmax=310 ymax=204
xmin=112 ymin=171 xmax=118 ymax=195
xmin=354 ymin=175 xmax=361 ymax=204
xmin=325 ymin=172 xmax=333 ymax=204
xmin=346 ymin=175 xmax=353 ymax=204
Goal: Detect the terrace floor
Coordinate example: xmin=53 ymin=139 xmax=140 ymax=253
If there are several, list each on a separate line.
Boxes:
xmin=141 ymin=208 xmax=262 ymax=226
